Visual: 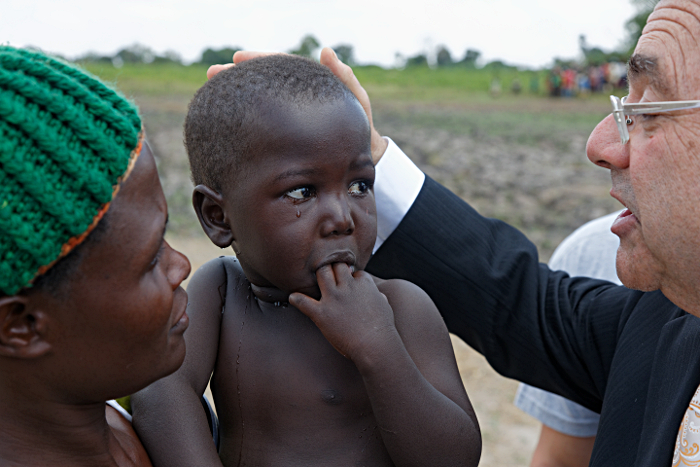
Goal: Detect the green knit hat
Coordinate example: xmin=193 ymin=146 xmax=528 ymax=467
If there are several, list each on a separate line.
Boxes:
xmin=0 ymin=46 xmax=143 ymax=295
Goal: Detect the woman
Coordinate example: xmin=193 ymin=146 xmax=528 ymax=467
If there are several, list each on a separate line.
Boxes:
xmin=0 ymin=46 xmax=190 ymax=466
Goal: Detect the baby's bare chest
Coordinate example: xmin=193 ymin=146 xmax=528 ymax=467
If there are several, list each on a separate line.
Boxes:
xmin=212 ymin=300 xmax=374 ymax=424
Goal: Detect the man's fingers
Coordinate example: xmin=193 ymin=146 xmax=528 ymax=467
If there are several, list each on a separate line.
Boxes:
xmin=319 ymin=47 xmax=388 ymax=164
xmin=233 ymin=50 xmax=279 ymax=64
xmin=206 ymin=51 xmax=280 ymax=81
xmin=320 ymin=48 xmax=371 ymax=124
xmin=206 ymin=63 xmax=234 ymax=80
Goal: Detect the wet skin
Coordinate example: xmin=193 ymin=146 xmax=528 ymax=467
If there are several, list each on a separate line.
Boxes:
xmin=586 ymin=0 xmax=700 ymax=314
xmin=133 ymin=96 xmax=480 ymax=467
xmin=0 ymin=142 xmax=191 ymax=466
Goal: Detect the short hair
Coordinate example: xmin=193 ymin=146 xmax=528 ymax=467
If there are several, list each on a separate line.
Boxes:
xmin=185 ymin=54 xmax=355 ymax=192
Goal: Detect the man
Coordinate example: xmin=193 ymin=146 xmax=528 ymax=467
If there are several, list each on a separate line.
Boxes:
xmin=363 ymin=1 xmax=700 ymax=465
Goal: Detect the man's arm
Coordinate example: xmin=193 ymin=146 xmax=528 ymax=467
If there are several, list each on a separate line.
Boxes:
xmin=530 ymin=425 xmax=595 ymax=467
xmin=131 ymin=258 xmax=230 ymax=467
xmin=290 ymin=264 xmax=481 ymax=467
xmin=367 ymin=174 xmax=644 ymax=411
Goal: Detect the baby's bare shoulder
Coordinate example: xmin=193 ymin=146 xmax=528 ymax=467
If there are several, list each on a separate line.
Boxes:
xmin=187 ymin=256 xmax=247 ymax=305
xmin=374 ymin=276 xmax=430 ymax=308
xmin=372 ymin=276 xmax=446 ymax=333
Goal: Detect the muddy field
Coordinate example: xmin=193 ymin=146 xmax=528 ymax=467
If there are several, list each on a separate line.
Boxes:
xmin=132 ymin=83 xmax=618 ymax=466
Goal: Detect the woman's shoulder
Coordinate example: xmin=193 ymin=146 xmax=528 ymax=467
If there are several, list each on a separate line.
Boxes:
xmin=106 ymin=402 xmax=153 ymax=466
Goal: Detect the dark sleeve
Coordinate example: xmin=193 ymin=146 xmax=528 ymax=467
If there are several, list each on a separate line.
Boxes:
xmin=366 ymin=176 xmax=644 ymax=412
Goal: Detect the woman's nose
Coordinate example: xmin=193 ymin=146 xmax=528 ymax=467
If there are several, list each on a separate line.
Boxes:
xmin=164 ymin=241 xmax=191 ymax=290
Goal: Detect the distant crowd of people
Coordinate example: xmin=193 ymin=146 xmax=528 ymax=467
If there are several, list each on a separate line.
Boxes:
xmin=547 ymin=62 xmax=627 ymax=97
xmin=488 ymin=61 xmax=628 ymax=99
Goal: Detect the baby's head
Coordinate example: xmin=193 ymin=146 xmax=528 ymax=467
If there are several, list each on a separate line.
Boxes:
xmin=186 ymin=54 xmax=376 ymax=298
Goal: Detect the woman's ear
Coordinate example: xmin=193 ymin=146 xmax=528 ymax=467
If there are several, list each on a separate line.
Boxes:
xmin=193 ymin=185 xmax=235 ymax=248
xmin=0 ymin=296 xmax=51 ymax=358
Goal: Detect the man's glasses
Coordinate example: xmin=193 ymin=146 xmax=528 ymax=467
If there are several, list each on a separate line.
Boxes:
xmin=610 ymin=95 xmax=700 ymax=144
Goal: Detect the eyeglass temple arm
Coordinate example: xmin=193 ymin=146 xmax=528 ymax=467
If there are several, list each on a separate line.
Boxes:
xmin=622 ymin=100 xmax=700 ymax=115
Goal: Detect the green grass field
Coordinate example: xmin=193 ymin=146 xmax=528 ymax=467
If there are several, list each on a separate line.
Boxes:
xmin=83 ymin=62 xmax=541 ymax=96
xmin=83 ymin=61 xmax=613 ymax=151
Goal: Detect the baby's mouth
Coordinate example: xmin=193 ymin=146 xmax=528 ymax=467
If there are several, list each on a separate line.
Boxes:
xmin=315 ymin=250 xmax=357 ymax=272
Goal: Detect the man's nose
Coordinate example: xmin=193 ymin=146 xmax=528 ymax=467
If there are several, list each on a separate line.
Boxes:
xmin=586 ymin=113 xmax=630 ymax=170
xmin=320 ymin=194 xmax=355 ymax=237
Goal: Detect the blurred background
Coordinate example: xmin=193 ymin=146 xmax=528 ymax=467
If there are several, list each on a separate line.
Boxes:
xmin=3 ymin=1 xmax=656 ymax=464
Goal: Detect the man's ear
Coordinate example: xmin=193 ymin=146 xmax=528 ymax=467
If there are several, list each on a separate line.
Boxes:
xmin=0 ymin=296 xmax=51 ymax=358
xmin=193 ymin=185 xmax=235 ymax=248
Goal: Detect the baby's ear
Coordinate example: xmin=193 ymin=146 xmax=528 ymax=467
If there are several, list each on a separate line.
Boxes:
xmin=193 ymin=185 xmax=234 ymax=248
xmin=0 ymin=296 xmax=51 ymax=358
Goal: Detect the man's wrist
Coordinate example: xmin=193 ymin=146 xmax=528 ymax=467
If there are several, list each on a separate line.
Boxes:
xmin=373 ymin=138 xmax=425 ymax=253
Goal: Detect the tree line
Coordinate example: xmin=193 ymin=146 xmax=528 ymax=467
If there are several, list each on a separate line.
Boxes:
xmin=78 ymin=1 xmax=655 ymax=71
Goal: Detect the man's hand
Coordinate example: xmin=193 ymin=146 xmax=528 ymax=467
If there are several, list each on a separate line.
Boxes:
xmin=318 ymin=48 xmax=387 ymax=163
xmin=289 ymin=263 xmax=398 ymax=361
xmin=205 ymin=47 xmax=388 ymax=164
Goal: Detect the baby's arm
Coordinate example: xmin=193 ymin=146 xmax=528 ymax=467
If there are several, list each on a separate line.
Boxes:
xmin=290 ymin=264 xmax=481 ymax=467
xmin=131 ymin=257 xmax=229 ymax=467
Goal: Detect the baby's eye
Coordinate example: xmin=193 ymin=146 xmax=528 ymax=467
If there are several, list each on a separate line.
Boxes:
xmin=286 ymin=186 xmax=314 ymax=200
xmin=348 ymin=181 xmax=371 ymax=195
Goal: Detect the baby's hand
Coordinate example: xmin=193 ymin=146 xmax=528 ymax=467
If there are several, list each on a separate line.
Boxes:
xmin=289 ymin=263 xmax=398 ymax=361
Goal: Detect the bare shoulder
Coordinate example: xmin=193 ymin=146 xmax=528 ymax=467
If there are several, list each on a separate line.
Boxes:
xmin=372 ymin=276 xmax=448 ymax=338
xmin=187 ymin=255 xmax=245 ymax=300
xmin=369 ymin=276 xmax=470 ymax=413
xmin=176 ymin=255 xmax=247 ymax=388
xmin=106 ymin=405 xmax=153 ymax=466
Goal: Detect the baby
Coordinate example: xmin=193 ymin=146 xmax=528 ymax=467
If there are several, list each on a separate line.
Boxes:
xmin=132 ymin=54 xmax=480 ymax=467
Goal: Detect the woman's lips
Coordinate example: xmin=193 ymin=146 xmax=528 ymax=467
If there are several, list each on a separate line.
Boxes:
xmin=171 ymin=310 xmax=189 ymax=334
xmin=611 ymin=208 xmax=638 ymax=237
xmin=170 ymin=289 xmax=189 ymax=333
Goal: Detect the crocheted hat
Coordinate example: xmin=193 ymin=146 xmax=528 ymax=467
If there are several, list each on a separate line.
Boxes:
xmin=0 ymin=46 xmax=143 ymax=295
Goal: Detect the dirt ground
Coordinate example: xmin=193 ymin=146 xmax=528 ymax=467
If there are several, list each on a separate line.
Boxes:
xmin=143 ymin=92 xmax=618 ymax=466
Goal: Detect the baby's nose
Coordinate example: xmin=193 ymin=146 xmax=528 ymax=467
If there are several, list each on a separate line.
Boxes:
xmin=320 ymin=194 xmax=355 ymax=237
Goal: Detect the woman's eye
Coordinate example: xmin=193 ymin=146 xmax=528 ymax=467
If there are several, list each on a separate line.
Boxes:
xmin=349 ymin=181 xmax=370 ymax=195
xmin=150 ymin=242 xmax=165 ymax=269
xmin=286 ymin=186 xmax=314 ymax=200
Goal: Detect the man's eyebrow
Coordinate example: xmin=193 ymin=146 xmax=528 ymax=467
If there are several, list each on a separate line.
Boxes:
xmin=628 ymin=54 xmax=675 ymax=98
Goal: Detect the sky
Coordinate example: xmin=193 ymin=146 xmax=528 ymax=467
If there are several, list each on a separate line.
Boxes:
xmin=3 ymin=0 xmax=638 ymax=68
